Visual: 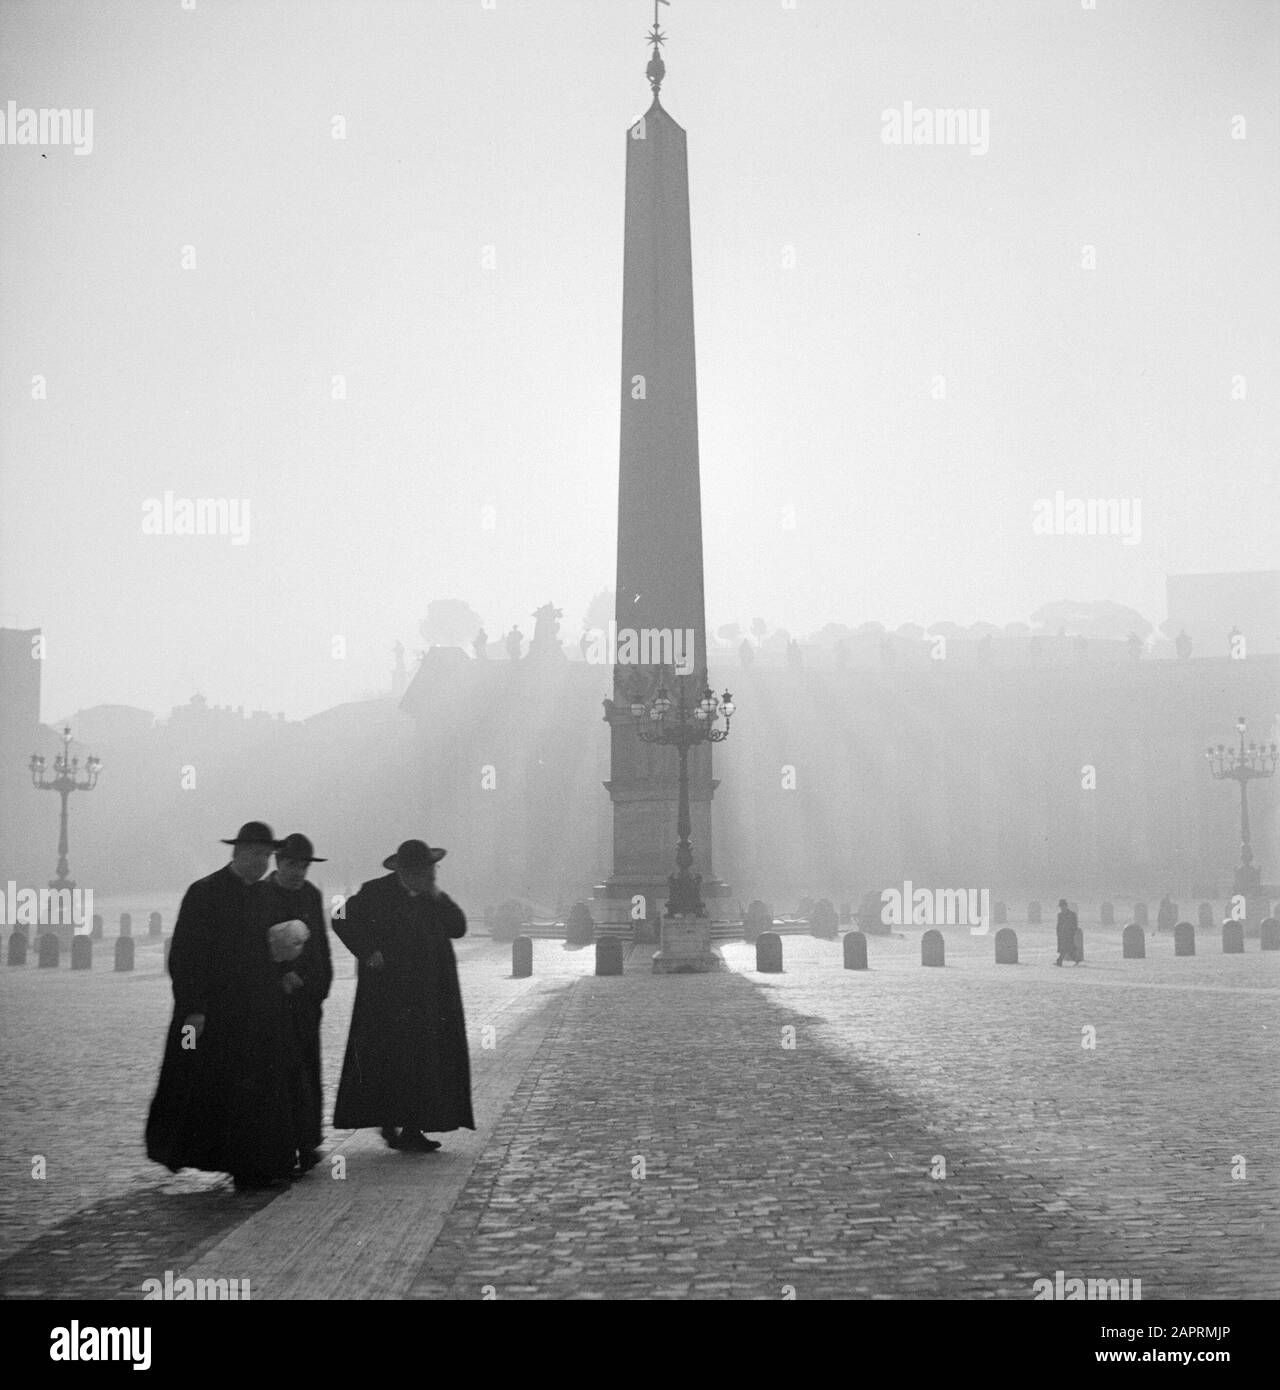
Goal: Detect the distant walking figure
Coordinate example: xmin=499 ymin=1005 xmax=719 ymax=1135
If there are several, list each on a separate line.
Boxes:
xmin=1055 ymin=898 xmax=1081 ymax=966
xmin=332 ymin=839 xmax=475 ymax=1153
xmin=1156 ymin=892 xmax=1177 ymax=936
xmin=146 ymin=822 xmax=312 ymax=1191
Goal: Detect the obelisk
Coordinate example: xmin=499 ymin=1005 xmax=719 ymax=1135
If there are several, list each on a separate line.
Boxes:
xmin=597 ymin=11 xmax=729 ymax=926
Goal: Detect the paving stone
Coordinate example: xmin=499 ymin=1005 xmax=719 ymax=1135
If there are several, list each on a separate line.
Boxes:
xmin=2 ymin=923 xmax=1276 ymax=1299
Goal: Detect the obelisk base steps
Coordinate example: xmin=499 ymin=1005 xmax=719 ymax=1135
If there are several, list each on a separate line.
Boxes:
xmin=592 ymin=877 xmax=732 ymax=927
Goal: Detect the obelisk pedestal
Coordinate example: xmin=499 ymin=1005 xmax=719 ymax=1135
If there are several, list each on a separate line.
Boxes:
xmin=651 ymin=913 xmax=720 ymax=974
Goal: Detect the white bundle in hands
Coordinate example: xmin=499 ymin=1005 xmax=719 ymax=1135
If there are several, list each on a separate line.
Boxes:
xmin=268 ymin=918 xmax=310 ymax=962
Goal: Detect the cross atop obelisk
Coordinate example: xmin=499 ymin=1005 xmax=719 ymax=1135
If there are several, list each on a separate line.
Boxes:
xmin=597 ymin=0 xmax=730 ymax=925
xmin=646 ymin=0 xmax=669 ymax=95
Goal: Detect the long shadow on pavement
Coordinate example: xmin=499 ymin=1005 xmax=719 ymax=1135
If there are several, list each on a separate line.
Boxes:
xmin=0 ymin=1183 xmax=279 ymax=1301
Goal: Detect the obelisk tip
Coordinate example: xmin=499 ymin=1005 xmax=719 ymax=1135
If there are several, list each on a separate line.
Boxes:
xmin=645 ymin=0 xmax=669 ymax=96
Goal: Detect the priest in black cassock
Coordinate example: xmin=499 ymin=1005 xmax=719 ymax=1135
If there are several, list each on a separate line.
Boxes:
xmin=264 ymin=833 xmax=333 ymax=1172
xmin=145 ymin=822 xmax=311 ymax=1191
xmin=332 ymin=839 xmax=475 ymax=1152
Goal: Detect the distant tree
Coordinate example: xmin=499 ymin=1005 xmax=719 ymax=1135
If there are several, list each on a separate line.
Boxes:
xmin=1003 ymin=622 xmax=1032 ymax=638
xmin=420 ymin=599 xmax=484 ymax=649
xmin=750 ymin=616 xmax=769 ymax=642
xmin=809 ymin=622 xmax=854 ymax=647
xmin=895 ymin=622 xmax=925 ymax=641
xmin=968 ymin=621 xmax=1002 ymax=638
xmin=854 ymin=621 xmax=885 ymax=635
xmin=716 ymin=622 xmax=743 ymax=643
xmin=1029 ymin=600 xmax=1152 ymax=642
xmin=927 ymin=622 xmax=967 ymax=640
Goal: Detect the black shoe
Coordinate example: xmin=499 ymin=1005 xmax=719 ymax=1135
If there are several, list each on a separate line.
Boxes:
xmin=296 ymin=1147 xmax=322 ymax=1174
xmin=398 ymin=1130 xmax=441 ymax=1153
xmin=379 ymin=1125 xmax=401 ymax=1149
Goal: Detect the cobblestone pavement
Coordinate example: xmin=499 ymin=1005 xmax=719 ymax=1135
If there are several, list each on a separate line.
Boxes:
xmin=0 ymin=931 xmax=594 ymax=1296
xmin=2 ymin=921 xmax=1276 ymax=1299
xmin=407 ymin=926 xmax=1278 ymax=1300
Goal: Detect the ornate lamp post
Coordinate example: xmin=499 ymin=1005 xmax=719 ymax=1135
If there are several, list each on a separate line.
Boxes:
xmin=29 ymin=726 xmax=102 ymax=890
xmin=630 ymin=683 xmax=735 ymax=918
xmin=1205 ymin=717 xmax=1277 ymax=895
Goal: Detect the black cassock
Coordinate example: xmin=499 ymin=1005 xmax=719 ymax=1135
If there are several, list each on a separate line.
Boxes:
xmin=263 ymin=874 xmax=332 ymax=1152
xmin=332 ymin=874 xmax=475 ymax=1134
xmin=145 ymin=866 xmax=310 ymax=1179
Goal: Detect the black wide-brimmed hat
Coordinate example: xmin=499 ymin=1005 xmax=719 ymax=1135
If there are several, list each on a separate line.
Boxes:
xmin=276 ymin=833 xmax=326 ymax=863
xmin=383 ymin=839 xmax=446 ymax=871
xmin=221 ymin=821 xmax=279 ymax=847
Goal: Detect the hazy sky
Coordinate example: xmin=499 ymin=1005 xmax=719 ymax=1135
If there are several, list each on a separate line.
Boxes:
xmin=2 ymin=0 xmax=1277 ymax=720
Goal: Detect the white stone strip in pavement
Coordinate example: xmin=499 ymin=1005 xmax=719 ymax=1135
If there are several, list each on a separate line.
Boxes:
xmin=175 ymin=975 xmax=578 ymax=1299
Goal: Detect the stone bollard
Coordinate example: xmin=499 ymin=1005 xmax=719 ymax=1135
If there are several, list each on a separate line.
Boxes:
xmin=1174 ymin=922 xmax=1195 ymax=956
xmin=842 ymin=930 xmax=868 ymax=970
xmin=566 ymin=902 xmax=595 ymax=946
xmin=71 ymin=935 xmax=93 ymax=970
xmin=114 ymin=936 xmax=135 ymax=972
xmin=1122 ymin=923 xmax=1145 ymax=958
xmin=163 ymin=935 xmax=173 ymax=971
xmin=744 ymin=900 xmax=773 ymax=943
xmin=7 ymin=930 xmax=28 ymax=966
xmin=38 ymin=933 xmax=61 ymax=968
xmin=511 ymin=936 xmax=533 ymax=978
xmin=91 ymin=913 xmax=104 ymax=941
xmin=810 ymin=899 xmax=839 ymax=939
xmin=1133 ymin=902 xmax=1149 ymax=928
xmin=921 ymin=929 xmax=945 ymax=967
xmin=1026 ymin=901 xmax=1041 ymax=925
xmin=1221 ymin=921 xmax=1244 ymax=955
xmin=148 ymin=911 xmax=162 ymax=938
xmin=1259 ymin=918 xmax=1279 ymax=951
xmin=1198 ymin=902 xmax=1214 ymax=931
xmin=595 ymin=936 xmax=624 ymax=976
xmin=994 ymin=927 xmax=1018 ymax=965
xmin=119 ymin=912 xmax=132 ymax=938
xmin=1073 ymin=927 xmax=1085 ymax=962
xmin=993 ymin=900 xmax=1007 ymax=925
xmin=1100 ymin=901 xmax=1115 ymax=926
xmin=755 ymin=932 xmax=783 ymax=973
